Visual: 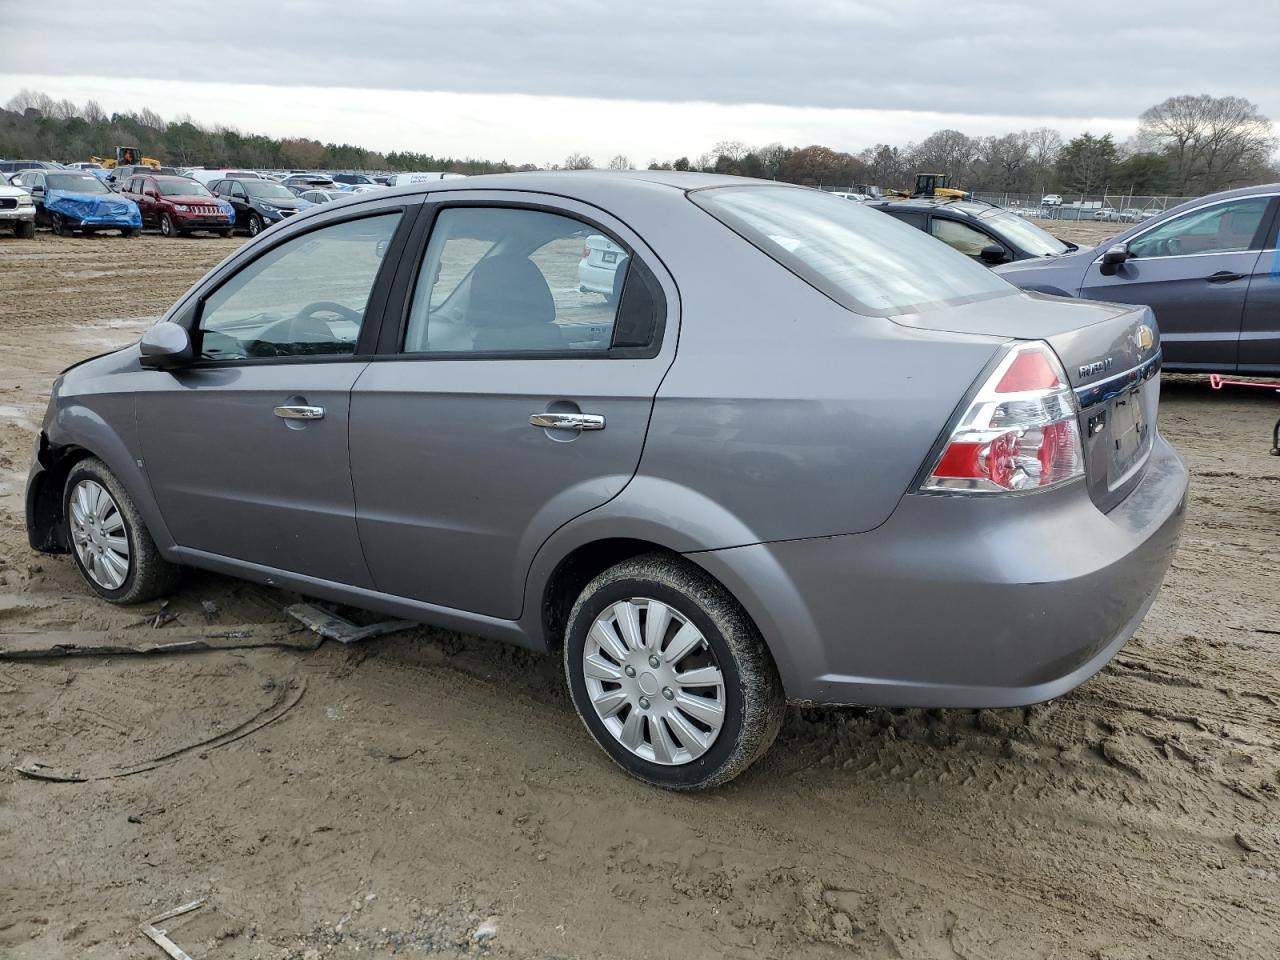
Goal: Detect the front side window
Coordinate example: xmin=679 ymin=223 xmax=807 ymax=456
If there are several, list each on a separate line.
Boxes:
xmin=197 ymin=213 xmax=401 ymax=361
xmin=930 ymin=217 xmax=996 ymax=258
xmin=693 ymin=186 xmax=1013 ymax=315
xmin=1128 ymin=197 xmax=1270 ymax=258
xmin=981 ymin=211 xmax=1069 ymax=257
xmin=403 ymin=207 xmax=625 ymax=355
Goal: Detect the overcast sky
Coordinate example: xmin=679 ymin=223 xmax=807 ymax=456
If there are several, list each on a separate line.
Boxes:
xmin=3 ymin=0 xmax=1278 ymax=162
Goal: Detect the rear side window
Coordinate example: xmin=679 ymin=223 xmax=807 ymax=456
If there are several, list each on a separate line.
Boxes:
xmin=692 ymin=186 xmax=1014 ymax=315
xmin=930 ymin=217 xmax=996 ymax=257
xmin=403 ymin=206 xmax=653 ymax=356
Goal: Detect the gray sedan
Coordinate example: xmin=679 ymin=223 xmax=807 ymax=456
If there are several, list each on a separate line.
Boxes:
xmin=995 ymin=183 xmax=1280 ymax=374
xmin=26 ymin=173 xmax=1188 ymax=789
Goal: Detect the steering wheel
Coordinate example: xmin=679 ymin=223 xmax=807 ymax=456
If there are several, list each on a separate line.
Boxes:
xmin=296 ymin=301 xmax=362 ymax=325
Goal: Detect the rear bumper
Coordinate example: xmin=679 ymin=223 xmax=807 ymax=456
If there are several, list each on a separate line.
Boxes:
xmin=578 ymin=260 xmax=620 ymax=294
xmin=690 ymin=434 xmax=1189 ymax=708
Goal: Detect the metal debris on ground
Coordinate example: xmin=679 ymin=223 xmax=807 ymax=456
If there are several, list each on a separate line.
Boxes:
xmin=140 ymin=898 xmax=206 ymax=960
xmin=0 ymin=626 xmax=321 ymax=659
xmin=14 ymin=679 xmax=306 ymax=782
xmin=285 ymin=602 xmax=416 ymax=644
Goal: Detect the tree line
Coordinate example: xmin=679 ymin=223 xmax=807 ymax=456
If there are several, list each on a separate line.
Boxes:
xmin=3 ymin=89 xmax=1275 ymax=197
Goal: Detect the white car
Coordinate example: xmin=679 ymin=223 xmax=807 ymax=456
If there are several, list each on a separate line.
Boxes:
xmin=829 ymin=191 xmax=870 ymax=202
xmin=578 ymin=234 xmax=629 ymax=299
xmin=1041 ymin=194 xmax=1062 ymax=207
xmin=1094 ymin=207 xmax=1120 ymax=222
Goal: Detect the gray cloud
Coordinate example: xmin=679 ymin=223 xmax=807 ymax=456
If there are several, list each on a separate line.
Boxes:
xmin=5 ymin=0 xmax=1279 ymax=124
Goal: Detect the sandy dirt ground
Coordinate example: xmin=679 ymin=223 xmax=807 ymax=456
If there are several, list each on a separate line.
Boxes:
xmin=0 ymin=229 xmax=1278 ymax=960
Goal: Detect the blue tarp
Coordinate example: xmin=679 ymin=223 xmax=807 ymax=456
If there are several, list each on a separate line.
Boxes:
xmin=45 ymin=191 xmax=141 ymax=228
xmin=215 ymin=197 xmax=236 ymax=223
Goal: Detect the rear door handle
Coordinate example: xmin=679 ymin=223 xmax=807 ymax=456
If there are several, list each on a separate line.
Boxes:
xmin=529 ymin=412 xmax=605 ymax=431
xmin=1205 ymin=270 xmax=1246 ymax=283
xmin=274 ymin=405 xmax=325 ymax=420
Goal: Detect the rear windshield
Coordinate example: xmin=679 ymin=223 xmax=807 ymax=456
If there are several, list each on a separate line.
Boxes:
xmin=692 ymin=185 xmax=1014 ymax=315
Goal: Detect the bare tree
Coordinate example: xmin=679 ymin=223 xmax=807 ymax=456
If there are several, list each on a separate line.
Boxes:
xmin=1025 ymin=127 xmax=1063 ymax=194
xmin=755 ymin=142 xmax=789 ymax=180
xmin=607 ymin=154 xmax=633 ymax=170
xmin=1139 ymin=94 xmax=1276 ymax=192
xmin=563 ymin=153 xmax=594 ymax=170
xmin=712 ymin=140 xmax=750 ymax=162
xmin=82 ymin=99 xmax=107 ymax=125
xmin=909 ymin=129 xmax=978 ymax=186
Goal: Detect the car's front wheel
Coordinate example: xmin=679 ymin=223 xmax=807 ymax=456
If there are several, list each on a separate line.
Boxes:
xmin=564 ymin=554 xmax=785 ymax=790
xmin=16 ymin=220 xmax=35 ymax=239
xmin=159 ymin=213 xmax=177 ymax=238
xmin=64 ymin=458 xmax=180 ymax=604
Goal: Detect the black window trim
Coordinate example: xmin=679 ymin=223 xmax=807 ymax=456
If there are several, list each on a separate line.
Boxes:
xmin=167 ymin=202 xmax=420 ymax=370
xmin=373 ymin=196 xmax=667 ymax=362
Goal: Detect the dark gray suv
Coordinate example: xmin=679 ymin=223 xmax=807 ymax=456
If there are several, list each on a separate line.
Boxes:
xmin=26 ymin=173 xmax=1188 ymax=788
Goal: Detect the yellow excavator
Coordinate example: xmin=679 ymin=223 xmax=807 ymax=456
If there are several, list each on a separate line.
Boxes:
xmin=90 ymin=147 xmax=162 ymax=169
xmin=891 ymin=173 xmax=970 ymax=200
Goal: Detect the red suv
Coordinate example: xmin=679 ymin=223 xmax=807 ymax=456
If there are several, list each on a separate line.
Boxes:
xmin=118 ymin=174 xmax=234 ymax=238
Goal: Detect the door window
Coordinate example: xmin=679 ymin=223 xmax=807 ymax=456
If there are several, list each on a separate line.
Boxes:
xmin=930 ymin=217 xmax=997 ymax=257
xmin=1128 ymin=197 xmax=1270 ymax=258
xmin=196 ymin=213 xmax=401 ymax=361
xmin=404 ymin=207 xmax=625 ymax=355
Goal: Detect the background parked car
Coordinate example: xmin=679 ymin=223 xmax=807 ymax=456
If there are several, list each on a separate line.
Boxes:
xmin=282 ymin=174 xmax=338 ymax=194
xmin=1041 ymin=193 xmax=1062 ymax=206
xmin=869 ymin=197 xmax=1080 ymax=264
xmin=331 ymin=172 xmax=379 ymax=187
xmin=107 ymin=164 xmax=179 ymax=188
xmin=188 ymin=168 xmax=263 ymax=187
xmin=0 ymin=159 xmax=62 ymax=175
xmin=0 ymin=178 xmax=37 ymax=238
xmin=297 ymin=189 xmax=348 ymax=205
xmin=209 ymin=176 xmax=308 ymax=236
xmin=578 ymin=233 xmax=629 ymax=299
xmin=13 ymin=169 xmax=140 ymax=236
xmin=995 ymin=183 xmax=1280 ymax=374
xmin=118 ymin=174 xmax=233 ymax=237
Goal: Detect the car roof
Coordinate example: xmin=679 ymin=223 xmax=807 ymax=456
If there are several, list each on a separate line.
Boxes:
xmin=870 ymin=197 xmax=999 ymax=219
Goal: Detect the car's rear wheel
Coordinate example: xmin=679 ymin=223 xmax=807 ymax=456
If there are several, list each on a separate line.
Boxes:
xmin=159 ymin=213 xmax=177 ymax=238
xmin=219 ymin=228 xmax=234 ymax=238
xmin=64 ymin=458 xmax=180 ymax=604
xmin=247 ymin=213 xmax=263 ymax=237
xmin=122 ymin=228 xmax=140 ymax=238
xmin=564 ymin=554 xmax=785 ymax=790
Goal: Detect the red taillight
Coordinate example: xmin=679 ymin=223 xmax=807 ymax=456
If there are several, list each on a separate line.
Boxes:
xmin=922 ymin=342 xmax=1084 ymax=494
xmin=582 ymin=244 xmax=591 ymax=259
xmin=994 ymin=349 xmax=1062 ymax=393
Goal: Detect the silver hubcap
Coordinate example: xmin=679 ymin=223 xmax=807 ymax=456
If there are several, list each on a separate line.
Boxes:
xmin=583 ymin=598 xmax=726 ymax=766
xmin=69 ymin=480 xmax=130 ymax=590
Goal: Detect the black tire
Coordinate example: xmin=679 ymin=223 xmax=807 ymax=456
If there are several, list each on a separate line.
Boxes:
xmin=51 ymin=213 xmax=71 ymax=236
xmin=564 ymin=553 xmax=785 ymax=790
xmin=247 ymin=213 xmax=263 ymax=237
xmin=159 ymin=213 xmax=177 ymax=238
xmin=16 ymin=220 xmax=35 ymax=239
xmin=63 ymin=457 xmax=181 ymax=605
xmin=123 ymin=228 xmax=140 ymax=238
xmin=219 ymin=228 xmax=234 ymax=238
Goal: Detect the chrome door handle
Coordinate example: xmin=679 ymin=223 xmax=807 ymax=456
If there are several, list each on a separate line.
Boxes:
xmin=274 ymin=405 xmax=325 ymax=420
xmin=529 ymin=412 xmax=605 ymax=431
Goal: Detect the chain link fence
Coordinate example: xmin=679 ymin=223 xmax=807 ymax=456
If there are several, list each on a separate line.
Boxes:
xmin=969 ymin=191 xmax=1196 ymax=222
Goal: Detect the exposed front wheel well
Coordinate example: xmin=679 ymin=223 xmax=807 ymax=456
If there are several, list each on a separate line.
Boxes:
xmin=541 ymin=538 xmax=680 ymax=651
xmin=27 ymin=441 xmax=94 ymax=553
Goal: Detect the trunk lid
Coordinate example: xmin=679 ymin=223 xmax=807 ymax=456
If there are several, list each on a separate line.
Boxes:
xmin=892 ymin=290 xmax=1161 ymax=511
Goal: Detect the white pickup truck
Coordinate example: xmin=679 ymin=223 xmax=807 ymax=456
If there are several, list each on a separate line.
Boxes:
xmin=0 ymin=179 xmax=37 ymax=238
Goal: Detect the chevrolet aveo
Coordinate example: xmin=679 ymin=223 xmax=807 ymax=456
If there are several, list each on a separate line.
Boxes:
xmin=27 ymin=173 xmax=1188 ymax=789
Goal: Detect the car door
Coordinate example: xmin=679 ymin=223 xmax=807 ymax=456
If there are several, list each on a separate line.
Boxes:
xmin=132 ymin=177 xmax=157 ymax=227
xmin=24 ymin=172 xmax=48 ymax=224
xmin=223 ymin=180 xmax=250 ymax=222
xmin=349 ymin=196 xmax=677 ymax=619
xmin=136 ymin=205 xmax=412 ymax=584
xmin=1238 ymin=199 xmax=1280 ymax=373
xmin=1080 ymin=195 xmax=1273 ymax=371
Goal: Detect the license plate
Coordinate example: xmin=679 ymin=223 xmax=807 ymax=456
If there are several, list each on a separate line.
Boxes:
xmin=601 ymin=251 xmax=617 ymax=264
xmin=1109 ymin=388 xmax=1148 ymax=477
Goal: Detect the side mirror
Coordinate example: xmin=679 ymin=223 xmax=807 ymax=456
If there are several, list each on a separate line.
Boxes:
xmin=139 ymin=322 xmax=194 ymax=369
xmin=1100 ymin=242 xmax=1129 ymax=275
xmin=146 ymin=190 xmax=160 ymax=199
xmin=31 ymin=185 xmax=44 ymax=195
xmin=979 ymin=243 xmax=1010 ymax=265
